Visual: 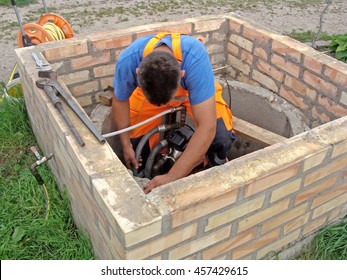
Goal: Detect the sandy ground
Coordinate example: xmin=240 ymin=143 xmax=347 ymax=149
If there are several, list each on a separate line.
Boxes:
xmin=1 ymin=0 xmax=346 ymax=82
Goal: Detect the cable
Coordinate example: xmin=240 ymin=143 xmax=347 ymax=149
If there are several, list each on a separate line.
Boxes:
xmin=8 ymin=64 xmax=18 ymax=84
xmin=40 ymin=183 xmax=51 ymax=219
xmin=311 ymin=0 xmax=332 ymax=49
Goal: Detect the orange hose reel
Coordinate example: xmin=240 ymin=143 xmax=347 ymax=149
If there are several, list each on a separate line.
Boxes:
xmin=17 ymin=13 xmax=74 ymax=48
xmin=37 ymin=13 xmax=74 ymax=39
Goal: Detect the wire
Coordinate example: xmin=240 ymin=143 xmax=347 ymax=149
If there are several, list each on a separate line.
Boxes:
xmin=40 ymin=183 xmax=51 ymax=219
xmin=8 ymin=63 xmax=18 ymax=84
xmin=311 ymin=0 xmax=332 ymax=49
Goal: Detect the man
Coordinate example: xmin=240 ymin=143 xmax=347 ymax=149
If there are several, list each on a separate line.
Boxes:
xmin=112 ymin=33 xmax=235 ymax=194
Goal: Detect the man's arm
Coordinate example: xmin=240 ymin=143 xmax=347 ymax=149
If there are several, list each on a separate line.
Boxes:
xmin=112 ymin=95 xmax=138 ymax=169
xmin=144 ymin=95 xmax=216 ymax=193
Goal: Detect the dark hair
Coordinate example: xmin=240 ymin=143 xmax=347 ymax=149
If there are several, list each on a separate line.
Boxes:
xmin=138 ymin=51 xmax=181 ymax=106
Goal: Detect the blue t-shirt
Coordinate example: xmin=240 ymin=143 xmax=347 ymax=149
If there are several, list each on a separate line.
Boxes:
xmin=113 ymin=34 xmax=215 ymax=105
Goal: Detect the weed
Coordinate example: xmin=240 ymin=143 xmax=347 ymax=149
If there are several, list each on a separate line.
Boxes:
xmin=0 ymin=95 xmax=95 ymax=259
xmin=0 ymin=0 xmax=36 ymax=7
xmin=298 ymin=218 xmax=347 ymax=260
xmin=287 ymin=30 xmax=332 ymax=43
xmin=328 ymin=33 xmax=347 ymax=62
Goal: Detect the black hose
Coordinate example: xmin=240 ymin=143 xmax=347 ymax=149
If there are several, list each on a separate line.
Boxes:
xmin=133 ymin=123 xmax=180 ymax=176
xmin=144 ymin=139 xmax=168 ymax=179
xmin=133 ymin=126 xmax=162 ymax=176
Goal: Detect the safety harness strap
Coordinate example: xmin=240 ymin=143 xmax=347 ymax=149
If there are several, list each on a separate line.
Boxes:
xmin=142 ymin=32 xmax=183 ymax=62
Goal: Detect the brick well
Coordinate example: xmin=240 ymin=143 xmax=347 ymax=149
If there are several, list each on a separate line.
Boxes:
xmin=15 ymin=14 xmax=347 ymax=260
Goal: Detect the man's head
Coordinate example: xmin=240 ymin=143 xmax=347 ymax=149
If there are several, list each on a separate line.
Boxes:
xmin=137 ymin=51 xmax=181 ymax=106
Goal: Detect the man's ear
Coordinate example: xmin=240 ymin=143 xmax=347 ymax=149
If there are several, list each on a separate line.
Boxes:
xmin=136 ymin=68 xmax=139 ymax=75
xmin=181 ymin=70 xmax=185 ymax=78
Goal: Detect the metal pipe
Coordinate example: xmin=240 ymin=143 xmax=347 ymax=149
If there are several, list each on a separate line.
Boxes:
xmin=102 ymin=106 xmax=185 ymax=138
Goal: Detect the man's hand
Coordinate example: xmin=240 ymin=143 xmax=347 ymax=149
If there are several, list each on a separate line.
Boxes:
xmin=112 ymin=96 xmax=140 ymax=169
xmin=122 ymin=143 xmax=139 ymax=170
xmin=143 ymin=173 xmax=176 ymax=194
xmin=143 ymin=96 xmax=216 ymax=194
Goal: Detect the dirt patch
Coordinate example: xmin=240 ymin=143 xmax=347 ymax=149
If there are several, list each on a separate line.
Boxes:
xmin=1 ymin=0 xmax=346 ymax=82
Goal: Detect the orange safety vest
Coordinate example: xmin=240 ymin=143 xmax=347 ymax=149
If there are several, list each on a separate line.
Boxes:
xmin=129 ymin=32 xmax=233 ymax=148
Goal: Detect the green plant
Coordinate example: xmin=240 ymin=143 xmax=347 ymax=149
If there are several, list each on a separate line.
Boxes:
xmin=298 ymin=217 xmax=347 ymax=260
xmin=287 ymin=31 xmax=332 ymax=43
xmin=0 ymin=0 xmax=36 ymax=7
xmin=0 ymin=96 xmax=95 ymax=259
xmin=328 ymin=33 xmax=347 ymax=62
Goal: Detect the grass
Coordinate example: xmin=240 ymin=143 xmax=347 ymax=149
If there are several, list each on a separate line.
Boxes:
xmin=298 ymin=218 xmax=347 ymax=260
xmin=0 ymin=0 xmax=36 ymax=7
xmin=287 ymin=31 xmax=333 ymax=43
xmin=0 ymin=91 xmax=95 ymax=259
xmin=0 ymin=0 xmax=345 ymax=259
xmin=1 ymin=83 xmax=346 ymax=260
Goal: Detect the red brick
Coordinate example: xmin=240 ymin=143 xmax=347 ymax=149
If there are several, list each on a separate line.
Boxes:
xmin=136 ymin=30 xmax=156 ymax=38
xmin=228 ymin=54 xmax=250 ymax=75
xmin=243 ymin=25 xmax=270 ymax=45
xmin=159 ymin=23 xmax=193 ymax=35
xmin=256 ymin=59 xmax=285 ymax=83
xmin=202 ymin=229 xmax=256 ymax=259
xmin=252 ymin=70 xmax=278 ymax=92
xmin=284 ymin=75 xmax=308 ymax=95
xmin=238 ymin=199 xmax=290 ymax=233
xmin=229 ymin=19 xmax=242 ymax=33
xmin=272 ymin=40 xmax=301 ymax=63
xmin=71 ymin=52 xmax=111 ymax=70
xmin=283 ymin=213 xmax=310 ymax=235
xmin=245 ymin=163 xmax=300 ymax=197
xmin=312 ymin=192 xmax=347 ymax=219
xmin=254 ymin=47 xmax=268 ymax=61
xmin=304 ymin=156 xmax=347 ymax=186
xmin=194 ymin=18 xmax=225 ymax=32
xmin=232 ymin=228 xmax=281 ymax=259
xmin=303 ymin=70 xmax=338 ymax=99
xmin=229 ymin=34 xmax=253 ymax=52
xmin=100 ymin=77 xmax=114 ymax=90
xmin=240 ymin=49 xmax=252 ymax=65
xmin=279 ymin=86 xmax=308 ymax=110
xmin=295 ymin=175 xmax=338 ymax=205
xmin=317 ymin=95 xmax=347 ymax=118
xmin=324 ymin=66 xmax=347 ymax=86
xmin=94 ymin=64 xmax=115 ymax=78
xmin=43 ymin=41 xmax=88 ymax=61
xmin=332 ymin=140 xmax=347 ymax=158
xmin=227 ymin=42 xmax=240 ymax=57
xmin=312 ymin=183 xmax=347 ymax=209
xmin=304 ymin=56 xmax=323 ymax=74
xmin=311 ymin=107 xmax=331 ymax=124
xmin=92 ymin=35 xmax=132 ymax=51
xmin=303 ymin=215 xmax=327 ymax=235
xmin=261 ymin=203 xmax=308 ymax=234
xmin=271 ymin=54 xmax=300 ymax=77
xmin=71 ymin=81 xmax=99 ymax=96
xmin=305 ymin=88 xmax=318 ymax=101
xmin=173 ymin=189 xmax=238 ymax=228
xmin=257 ymin=229 xmax=301 ymax=259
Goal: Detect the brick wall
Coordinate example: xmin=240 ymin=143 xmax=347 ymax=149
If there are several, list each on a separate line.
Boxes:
xmin=226 ymin=15 xmax=347 ymax=128
xmin=15 ymin=14 xmax=347 ymax=260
